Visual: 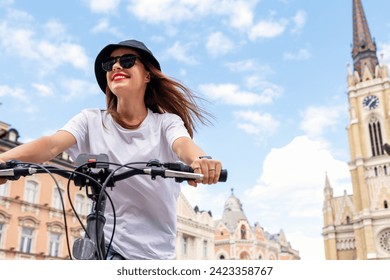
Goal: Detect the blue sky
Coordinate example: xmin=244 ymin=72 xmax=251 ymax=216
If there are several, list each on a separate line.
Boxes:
xmin=1 ymin=0 xmax=390 ymax=260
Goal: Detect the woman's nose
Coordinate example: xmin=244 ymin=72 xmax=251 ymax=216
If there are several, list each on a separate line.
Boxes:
xmin=112 ymin=59 xmax=122 ymax=71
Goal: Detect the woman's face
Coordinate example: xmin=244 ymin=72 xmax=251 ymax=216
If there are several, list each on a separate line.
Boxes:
xmin=106 ymin=47 xmax=150 ymax=98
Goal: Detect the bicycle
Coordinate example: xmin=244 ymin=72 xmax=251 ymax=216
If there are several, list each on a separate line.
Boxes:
xmin=0 ymin=153 xmax=228 ymax=260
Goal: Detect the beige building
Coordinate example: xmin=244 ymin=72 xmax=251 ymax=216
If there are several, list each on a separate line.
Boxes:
xmin=322 ymin=0 xmax=390 ymax=260
xmin=214 ymin=190 xmax=300 ymax=260
xmin=0 ymin=122 xmax=86 ymax=259
xmin=1 ymin=121 xmax=299 ymax=260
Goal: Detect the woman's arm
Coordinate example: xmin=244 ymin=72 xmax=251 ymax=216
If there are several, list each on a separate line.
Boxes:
xmin=172 ymin=136 xmax=222 ymax=186
xmin=0 ymin=130 xmax=76 ymax=184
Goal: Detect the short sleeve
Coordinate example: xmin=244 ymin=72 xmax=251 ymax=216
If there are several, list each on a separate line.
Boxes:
xmin=59 ymin=110 xmax=90 ymax=160
xmin=163 ymin=113 xmax=191 ymax=152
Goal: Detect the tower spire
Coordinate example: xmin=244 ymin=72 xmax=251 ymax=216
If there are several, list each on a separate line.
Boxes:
xmin=352 ymin=0 xmax=378 ymax=80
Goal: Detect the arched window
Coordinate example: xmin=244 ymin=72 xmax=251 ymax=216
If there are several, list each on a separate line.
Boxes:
xmin=182 ymin=236 xmax=188 ymax=255
xmin=75 ymin=194 xmax=84 ymax=214
xmin=203 ymin=240 xmax=208 ymax=258
xmin=368 ymin=117 xmax=384 ymax=157
xmin=241 ymin=225 xmax=246 ymax=239
xmin=385 ymin=200 xmax=388 ymax=209
xmin=0 ymin=182 xmax=9 ymax=197
xmin=52 ymin=187 xmax=65 ymax=210
xmin=219 ymin=255 xmax=225 ymax=260
xmin=20 ymin=227 xmax=33 ymax=253
xmin=346 ymin=216 xmax=351 ymax=224
xmin=0 ymin=223 xmax=4 ymax=248
xmin=48 ymin=232 xmax=61 ymax=257
xmin=25 ymin=180 xmax=38 ymax=204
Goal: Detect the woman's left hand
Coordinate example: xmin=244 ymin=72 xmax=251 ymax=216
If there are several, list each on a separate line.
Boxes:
xmin=189 ymin=158 xmax=222 ymax=187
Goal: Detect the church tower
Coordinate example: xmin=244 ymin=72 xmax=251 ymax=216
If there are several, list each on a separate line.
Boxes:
xmin=323 ymin=0 xmax=390 ymax=260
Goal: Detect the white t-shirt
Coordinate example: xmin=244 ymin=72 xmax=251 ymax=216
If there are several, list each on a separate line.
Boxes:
xmin=60 ymin=108 xmax=190 ymax=259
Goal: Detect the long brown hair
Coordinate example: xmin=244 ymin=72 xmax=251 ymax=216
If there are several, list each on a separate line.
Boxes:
xmin=105 ymin=58 xmax=212 ymax=138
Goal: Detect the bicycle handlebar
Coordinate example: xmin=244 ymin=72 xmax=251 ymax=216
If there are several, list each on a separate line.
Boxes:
xmin=0 ymin=155 xmax=228 ymax=184
xmin=0 ymin=154 xmax=227 ymax=260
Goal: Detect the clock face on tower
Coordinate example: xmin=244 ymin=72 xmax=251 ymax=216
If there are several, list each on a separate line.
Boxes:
xmin=362 ymin=95 xmax=379 ymax=110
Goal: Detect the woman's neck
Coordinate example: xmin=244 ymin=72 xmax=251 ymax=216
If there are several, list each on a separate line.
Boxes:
xmin=116 ymin=98 xmax=148 ymax=129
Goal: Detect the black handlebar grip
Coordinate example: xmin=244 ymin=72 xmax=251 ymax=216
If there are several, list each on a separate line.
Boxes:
xmin=166 ymin=163 xmax=227 ymax=182
xmin=218 ymin=169 xmax=228 ymax=182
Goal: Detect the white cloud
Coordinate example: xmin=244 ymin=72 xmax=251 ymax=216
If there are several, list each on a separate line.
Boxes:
xmin=256 ymin=136 xmax=349 ymax=190
xmin=90 ymin=18 xmax=124 ymax=37
xmin=0 ymin=0 xmax=14 ymax=7
xmin=43 ymin=20 xmax=68 ymax=40
xmin=61 ymin=79 xmax=99 ymax=101
xmin=32 ymin=83 xmax=54 ymax=97
xmin=165 ymin=41 xmax=198 ymax=65
xmin=291 ymin=10 xmax=307 ymax=34
xmin=0 ymin=22 xmax=38 ymax=59
xmin=206 ymin=32 xmax=235 ymax=57
xmin=37 ymin=41 xmax=89 ymax=72
xmin=83 ymin=0 xmax=120 ymax=13
xmin=198 ymin=83 xmax=280 ymax=106
xmin=283 ymin=48 xmax=311 ymax=61
xmin=128 ymin=0 xmax=197 ymax=24
xmin=226 ymin=60 xmax=258 ymax=72
xmin=127 ymin=0 xmax=263 ymax=37
xmin=300 ymin=105 xmax=345 ymax=138
xmin=233 ymin=110 xmax=280 ymax=136
xmin=243 ymin=135 xmax=351 ymax=258
xmin=223 ymin=0 xmax=255 ymax=30
xmin=0 ymin=85 xmax=28 ymax=101
xmin=248 ymin=19 xmax=288 ymax=40
xmin=0 ymin=11 xmax=89 ymax=74
xmin=287 ymin=231 xmax=325 ymax=260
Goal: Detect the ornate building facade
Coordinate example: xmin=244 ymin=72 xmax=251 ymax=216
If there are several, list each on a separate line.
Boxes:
xmin=322 ymin=0 xmax=390 ymax=260
xmin=214 ymin=189 xmax=300 ymax=260
xmin=1 ymin=121 xmax=299 ymax=260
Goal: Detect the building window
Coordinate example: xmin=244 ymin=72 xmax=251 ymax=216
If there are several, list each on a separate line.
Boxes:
xmin=85 ymin=199 xmax=93 ymax=215
xmin=182 ymin=236 xmax=188 ymax=255
xmin=48 ymin=232 xmax=61 ymax=257
xmin=385 ymin=200 xmax=388 ymax=209
xmin=75 ymin=194 xmax=84 ymax=214
xmin=20 ymin=227 xmax=33 ymax=253
xmin=0 ymin=182 xmax=8 ymax=197
xmin=346 ymin=216 xmax=351 ymax=224
xmin=25 ymin=180 xmax=38 ymax=204
xmin=219 ymin=255 xmax=225 ymax=259
xmin=0 ymin=223 xmax=4 ymax=246
xmin=241 ymin=225 xmax=246 ymax=239
xmin=53 ymin=187 xmax=64 ymax=210
xmin=379 ymin=229 xmax=390 ymax=253
xmin=368 ymin=118 xmax=384 ymax=157
xmin=203 ymin=240 xmax=208 ymax=258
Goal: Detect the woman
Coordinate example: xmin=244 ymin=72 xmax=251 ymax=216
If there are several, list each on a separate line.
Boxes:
xmin=0 ymin=39 xmax=222 ymax=259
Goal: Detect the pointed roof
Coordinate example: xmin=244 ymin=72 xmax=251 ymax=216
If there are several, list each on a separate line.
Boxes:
xmin=324 ymin=172 xmax=333 ymax=196
xmin=221 ymin=188 xmax=248 ymax=232
xmin=352 ymin=0 xmax=378 ymax=78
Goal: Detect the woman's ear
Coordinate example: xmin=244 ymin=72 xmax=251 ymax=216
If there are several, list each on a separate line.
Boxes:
xmin=145 ymin=72 xmax=151 ymax=83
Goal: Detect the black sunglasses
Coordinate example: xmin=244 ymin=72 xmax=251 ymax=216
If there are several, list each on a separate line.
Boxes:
xmin=101 ymin=54 xmax=141 ymax=72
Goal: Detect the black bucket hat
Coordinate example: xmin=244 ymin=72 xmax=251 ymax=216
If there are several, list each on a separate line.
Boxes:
xmin=94 ymin=39 xmax=161 ymax=94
